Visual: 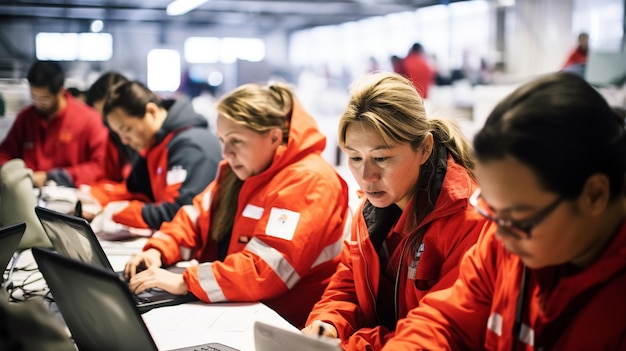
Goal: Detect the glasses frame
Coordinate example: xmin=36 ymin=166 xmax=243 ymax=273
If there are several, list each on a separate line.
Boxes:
xmin=469 ymin=188 xmax=564 ymax=239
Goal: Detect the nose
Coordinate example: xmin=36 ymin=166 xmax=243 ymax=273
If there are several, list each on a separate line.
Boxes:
xmin=32 ymin=100 xmax=46 ymax=110
xmin=119 ymin=133 xmax=132 ymax=146
xmin=360 ymin=160 xmax=380 ymax=182
xmin=221 ymin=143 xmax=234 ymax=159
xmin=494 ymin=225 xmax=524 ymax=242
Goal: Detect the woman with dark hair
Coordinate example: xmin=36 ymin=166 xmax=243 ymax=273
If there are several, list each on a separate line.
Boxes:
xmin=301 ymin=72 xmax=489 ymax=350
xmin=85 ymin=71 xmax=138 ymax=183
xmin=123 ymin=81 xmax=350 ymax=329
xmin=383 ymin=72 xmax=626 ymax=350
xmin=82 ymin=80 xmax=221 ymax=231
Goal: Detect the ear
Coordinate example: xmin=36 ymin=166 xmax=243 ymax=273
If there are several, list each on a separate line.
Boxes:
xmin=56 ymin=87 xmax=68 ymax=101
xmin=270 ymin=128 xmax=282 ymax=145
xmin=146 ymin=102 xmax=159 ymax=115
xmin=418 ymin=133 xmax=434 ymax=165
xmin=144 ymin=102 xmax=162 ymax=124
xmin=579 ymin=173 xmax=611 ymax=216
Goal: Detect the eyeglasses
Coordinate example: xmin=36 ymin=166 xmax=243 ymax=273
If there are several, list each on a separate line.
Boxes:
xmin=469 ymin=188 xmax=563 ymax=239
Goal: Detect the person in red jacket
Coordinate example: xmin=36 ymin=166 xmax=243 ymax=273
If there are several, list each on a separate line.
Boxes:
xmin=80 ymin=80 xmax=222 ymax=230
xmin=402 ymin=43 xmax=435 ymax=99
xmin=562 ymin=32 xmax=589 ymax=74
xmin=301 ymin=72 xmax=491 ymax=350
xmin=85 ymin=71 xmax=138 ymax=184
xmin=383 ymin=72 xmax=626 ymax=350
xmin=123 ymin=82 xmax=350 ymax=328
xmin=0 ymin=60 xmax=108 ymax=187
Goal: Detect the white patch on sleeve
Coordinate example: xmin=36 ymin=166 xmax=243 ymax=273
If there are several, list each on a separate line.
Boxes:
xmin=242 ymin=204 xmax=264 ymax=219
xmin=265 ymin=208 xmax=300 ymax=241
xmin=487 ymin=313 xmax=503 ymax=336
xmin=166 ymin=166 xmax=187 ymax=185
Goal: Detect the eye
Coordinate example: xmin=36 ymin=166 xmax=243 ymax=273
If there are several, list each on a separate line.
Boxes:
xmin=374 ymin=157 xmax=389 ymax=163
xmin=349 ymin=156 xmax=362 ymax=162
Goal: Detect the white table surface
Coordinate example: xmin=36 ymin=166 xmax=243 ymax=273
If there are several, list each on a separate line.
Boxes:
xmin=7 ymin=236 xmax=298 ymax=351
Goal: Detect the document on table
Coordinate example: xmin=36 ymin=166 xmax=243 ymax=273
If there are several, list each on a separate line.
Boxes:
xmin=142 ymin=302 xmax=298 ymax=351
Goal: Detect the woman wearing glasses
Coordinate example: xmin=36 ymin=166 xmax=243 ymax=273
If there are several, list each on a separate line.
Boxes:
xmin=383 ymin=72 xmax=626 ymax=350
xmin=301 ymin=72 xmax=492 ymax=350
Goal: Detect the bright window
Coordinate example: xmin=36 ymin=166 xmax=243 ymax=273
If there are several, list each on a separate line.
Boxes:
xmin=35 ymin=32 xmax=112 ymax=61
xmin=185 ymin=37 xmax=221 ymax=63
xmin=183 ymin=37 xmax=265 ymax=64
xmin=147 ymin=49 xmax=181 ymax=92
xmin=36 ymin=33 xmax=79 ymax=61
xmin=78 ymin=33 xmax=113 ymax=61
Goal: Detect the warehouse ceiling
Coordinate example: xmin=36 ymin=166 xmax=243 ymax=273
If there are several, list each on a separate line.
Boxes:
xmin=0 ymin=0 xmax=465 ymax=34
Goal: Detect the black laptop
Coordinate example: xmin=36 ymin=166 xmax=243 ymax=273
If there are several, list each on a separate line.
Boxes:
xmin=34 ymin=206 xmax=196 ymax=312
xmin=32 ymin=247 xmax=239 ymax=351
xmin=0 ymin=222 xmax=26 ymax=288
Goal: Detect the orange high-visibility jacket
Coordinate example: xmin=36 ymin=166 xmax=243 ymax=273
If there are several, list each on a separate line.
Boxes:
xmin=307 ymin=157 xmax=491 ymax=350
xmin=144 ymin=99 xmax=350 ymax=328
xmin=385 ymin=222 xmax=626 ymax=350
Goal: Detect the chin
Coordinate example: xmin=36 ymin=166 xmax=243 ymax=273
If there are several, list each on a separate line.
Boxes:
xmin=232 ymin=169 xmax=249 ymax=181
xmin=518 ymin=256 xmax=548 ymax=269
xmin=367 ymin=198 xmax=393 ymax=209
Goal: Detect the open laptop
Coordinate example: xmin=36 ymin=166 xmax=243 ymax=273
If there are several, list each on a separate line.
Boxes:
xmin=254 ymin=320 xmax=342 ymax=351
xmin=0 ymin=222 xmax=26 ymax=288
xmin=34 ymin=206 xmax=196 ymax=313
xmin=32 ymin=247 xmax=239 ymax=351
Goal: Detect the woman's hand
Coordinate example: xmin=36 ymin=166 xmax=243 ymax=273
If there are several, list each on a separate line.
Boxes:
xmin=124 ymin=248 xmax=162 ymax=279
xmin=128 ymin=267 xmax=188 ymax=295
xmin=301 ymin=320 xmax=338 ymax=338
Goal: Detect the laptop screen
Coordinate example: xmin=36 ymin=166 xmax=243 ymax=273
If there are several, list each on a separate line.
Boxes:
xmin=35 ymin=206 xmax=112 ymax=271
xmin=0 ymin=222 xmax=26 ymax=284
xmin=32 ymin=248 xmax=238 ymax=351
xmin=32 ymin=247 xmax=160 ymax=351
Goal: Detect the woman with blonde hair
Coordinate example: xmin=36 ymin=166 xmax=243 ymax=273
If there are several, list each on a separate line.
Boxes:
xmin=124 ymin=81 xmax=350 ymax=328
xmin=302 ymin=72 xmax=492 ymax=350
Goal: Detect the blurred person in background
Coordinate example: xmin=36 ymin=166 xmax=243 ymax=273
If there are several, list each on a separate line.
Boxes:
xmin=402 ymin=43 xmax=435 ymax=99
xmin=0 ymin=60 xmax=107 ymax=188
xmin=85 ymin=71 xmax=138 ymax=185
xmin=562 ymin=32 xmax=589 ymax=77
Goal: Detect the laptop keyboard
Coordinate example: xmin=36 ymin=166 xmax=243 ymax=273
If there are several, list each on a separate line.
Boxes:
xmin=133 ymin=294 xmax=153 ymax=304
xmin=170 ymin=342 xmax=239 ymax=351
xmin=192 ymin=346 xmax=223 ymax=351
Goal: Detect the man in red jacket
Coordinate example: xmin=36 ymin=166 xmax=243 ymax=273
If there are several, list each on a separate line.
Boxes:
xmin=0 ymin=60 xmax=108 ymax=188
xmin=402 ymin=43 xmax=435 ymax=99
xmin=563 ymin=32 xmax=588 ymax=68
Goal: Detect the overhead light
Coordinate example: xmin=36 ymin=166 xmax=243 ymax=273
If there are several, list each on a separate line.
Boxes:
xmin=90 ymin=20 xmax=104 ymax=33
xmin=497 ymin=0 xmax=515 ymax=7
xmin=166 ymin=0 xmax=209 ymax=16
